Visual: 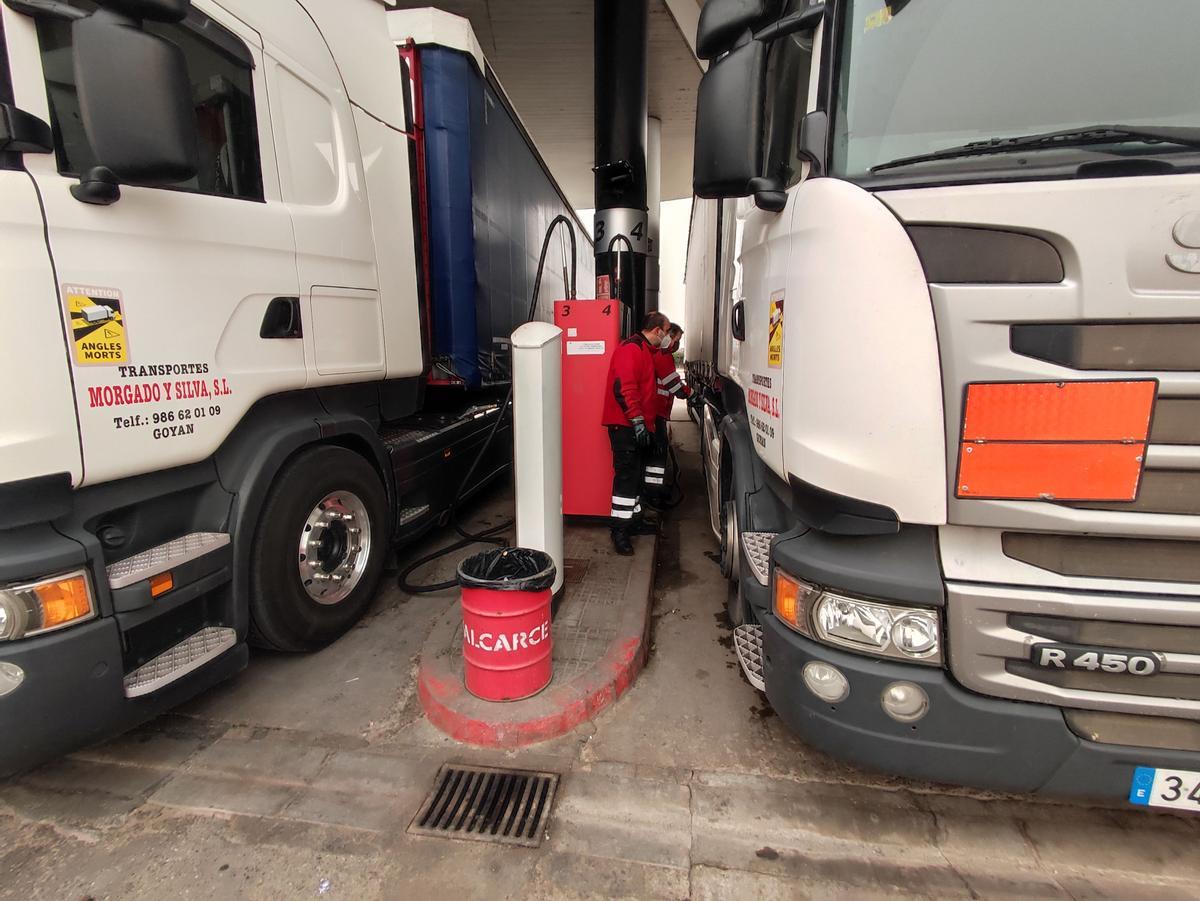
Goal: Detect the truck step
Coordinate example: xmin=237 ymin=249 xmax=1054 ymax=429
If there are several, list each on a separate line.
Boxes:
xmin=106 ymin=532 xmax=230 ymax=590
xmin=123 ymin=626 xmax=237 ymax=698
xmin=733 ymin=624 xmax=766 ymax=692
xmin=741 ymin=532 xmax=776 ymax=586
xmin=398 ymin=504 xmax=432 ymax=527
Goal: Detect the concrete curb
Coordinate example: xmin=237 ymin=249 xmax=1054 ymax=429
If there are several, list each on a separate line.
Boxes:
xmin=417 ymin=534 xmax=657 ymax=747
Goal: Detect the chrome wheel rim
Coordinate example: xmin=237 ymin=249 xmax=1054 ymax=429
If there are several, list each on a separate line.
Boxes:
xmin=298 ymin=490 xmax=371 ymax=605
xmin=721 ymin=500 xmax=739 ymax=581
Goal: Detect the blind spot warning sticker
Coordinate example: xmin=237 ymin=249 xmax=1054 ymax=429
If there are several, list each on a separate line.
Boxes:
xmin=64 ymin=284 xmax=129 ymax=366
xmin=768 ymin=291 xmax=784 ymax=369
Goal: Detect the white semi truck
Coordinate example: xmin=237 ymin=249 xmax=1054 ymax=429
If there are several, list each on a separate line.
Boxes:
xmin=0 ymin=0 xmax=588 ymax=774
xmin=687 ymin=0 xmax=1200 ymax=806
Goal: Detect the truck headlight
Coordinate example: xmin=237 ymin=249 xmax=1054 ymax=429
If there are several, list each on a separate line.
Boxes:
xmin=0 ymin=571 xmax=95 ymax=641
xmin=813 ymin=593 xmax=941 ymax=665
xmin=773 ymin=568 xmax=941 ymax=666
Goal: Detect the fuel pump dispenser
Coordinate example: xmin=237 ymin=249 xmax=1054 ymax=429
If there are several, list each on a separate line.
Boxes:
xmin=555 ymin=299 xmax=622 ymax=517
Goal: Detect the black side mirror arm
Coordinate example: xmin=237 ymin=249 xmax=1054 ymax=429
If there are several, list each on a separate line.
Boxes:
xmin=749 ymin=176 xmax=787 ymax=213
xmin=798 ymin=110 xmax=829 ymax=177
xmin=2 ymin=0 xmax=87 ymax=21
xmin=753 ymin=3 xmax=826 ymax=42
xmin=0 ymin=103 xmax=54 ymax=154
xmin=71 ymin=166 xmax=121 ymax=205
xmin=731 ymin=301 xmax=746 ymax=341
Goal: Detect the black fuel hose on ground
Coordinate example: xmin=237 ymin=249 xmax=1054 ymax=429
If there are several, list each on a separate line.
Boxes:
xmin=398 ymin=214 xmax=578 ymax=594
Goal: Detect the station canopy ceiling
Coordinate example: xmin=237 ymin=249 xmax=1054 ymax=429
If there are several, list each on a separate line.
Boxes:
xmin=391 ymin=0 xmax=703 ymax=208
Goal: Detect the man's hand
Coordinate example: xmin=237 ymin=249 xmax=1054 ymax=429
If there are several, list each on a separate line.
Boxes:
xmin=687 ymin=392 xmax=703 ymax=413
xmin=632 ymin=418 xmax=652 ymax=448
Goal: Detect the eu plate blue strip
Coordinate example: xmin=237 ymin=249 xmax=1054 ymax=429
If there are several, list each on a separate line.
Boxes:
xmin=1129 ymin=766 xmax=1155 ymax=805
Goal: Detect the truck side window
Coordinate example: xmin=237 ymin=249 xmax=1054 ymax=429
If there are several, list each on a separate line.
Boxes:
xmin=762 ymin=0 xmax=814 ymax=189
xmin=34 ymin=1 xmax=264 ymax=201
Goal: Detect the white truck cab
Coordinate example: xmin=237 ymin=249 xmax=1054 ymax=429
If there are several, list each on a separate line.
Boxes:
xmin=687 ymin=0 xmax=1200 ymax=804
xmin=0 ymin=0 xmax=585 ymax=774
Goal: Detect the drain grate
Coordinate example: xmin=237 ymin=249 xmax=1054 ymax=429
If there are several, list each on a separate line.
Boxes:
xmin=408 ymin=764 xmax=559 ymax=847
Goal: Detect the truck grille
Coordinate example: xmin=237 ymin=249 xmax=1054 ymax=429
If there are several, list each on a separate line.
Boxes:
xmin=1002 ymin=533 xmax=1200 ymax=583
xmin=948 ymin=582 xmax=1200 ymax=719
xmin=1011 ymin=322 xmax=1200 ymax=372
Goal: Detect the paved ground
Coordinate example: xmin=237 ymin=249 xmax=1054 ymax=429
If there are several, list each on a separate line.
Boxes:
xmin=4 ymin=418 xmax=1200 ymax=899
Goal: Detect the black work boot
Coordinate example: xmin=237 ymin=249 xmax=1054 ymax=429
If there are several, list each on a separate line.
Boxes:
xmin=611 ymin=529 xmax=634 ymax=556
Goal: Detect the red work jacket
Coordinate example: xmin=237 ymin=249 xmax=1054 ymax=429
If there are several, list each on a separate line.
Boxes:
xmin=601 ymin=333 xmax=658 ymax=431
xmin=653 ymin=348 xmax=691 ymax=420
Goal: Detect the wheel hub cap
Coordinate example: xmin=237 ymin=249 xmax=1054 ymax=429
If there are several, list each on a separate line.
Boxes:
xmin=298 ymin=491 xmax=371 ymax=605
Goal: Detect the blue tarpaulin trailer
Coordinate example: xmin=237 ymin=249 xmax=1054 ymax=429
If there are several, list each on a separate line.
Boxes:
xmin=420 ymin=46 xmax=593 ymax=388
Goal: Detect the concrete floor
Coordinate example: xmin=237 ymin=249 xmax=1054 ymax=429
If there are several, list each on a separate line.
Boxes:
xmin=4 ymin=420 xmax=1200 ymax=899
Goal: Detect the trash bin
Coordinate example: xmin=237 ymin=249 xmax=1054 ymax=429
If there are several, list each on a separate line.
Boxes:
xmin=458 ymin=547 xmax=555 ymax=701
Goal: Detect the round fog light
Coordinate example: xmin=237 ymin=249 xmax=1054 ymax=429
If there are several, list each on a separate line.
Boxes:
xmin=803 ymin=661 xmax=849 ymax=704
xmin=881 ymin=681 xmax=928 ymax=723
xmin=0 ymin=662 xmax=24 ymax=699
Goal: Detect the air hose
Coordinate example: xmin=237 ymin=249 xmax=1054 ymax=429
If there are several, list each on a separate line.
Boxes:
xmin=398 ymin=214 xmax=578 ymax=593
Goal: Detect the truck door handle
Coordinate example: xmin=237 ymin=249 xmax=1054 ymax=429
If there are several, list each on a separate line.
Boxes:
xmin=260 ymin=297 xmax=302 ymax=339
xmin=731 ymin=301 xmax=746 ymax=342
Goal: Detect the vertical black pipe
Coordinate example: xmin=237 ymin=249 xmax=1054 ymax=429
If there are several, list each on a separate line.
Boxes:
xmin=594 ymin=0 xmax=649 ymax=326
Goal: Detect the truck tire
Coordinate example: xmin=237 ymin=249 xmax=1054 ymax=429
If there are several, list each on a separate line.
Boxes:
xmin=248 ymin=445 xmax=389 ymax=652
xmin=720 ymin=499 xmax=749 ymax=626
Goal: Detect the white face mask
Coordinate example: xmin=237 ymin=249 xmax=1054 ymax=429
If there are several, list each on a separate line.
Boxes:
xmin=658 ymin=331 xmax=672 ymax=348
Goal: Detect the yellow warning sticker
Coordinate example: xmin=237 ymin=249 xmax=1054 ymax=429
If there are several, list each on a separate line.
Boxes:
xmin=64 ymin=284 xmax=129 ymax=366
xmin=768 ymin=292 xmax=784 ymax=369
xmin=865 ymin=5 xmax=894 ymax=32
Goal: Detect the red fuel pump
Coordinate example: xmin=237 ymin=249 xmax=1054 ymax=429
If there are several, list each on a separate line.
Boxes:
xmin=555 ymin=299 xmax=621 ymax=517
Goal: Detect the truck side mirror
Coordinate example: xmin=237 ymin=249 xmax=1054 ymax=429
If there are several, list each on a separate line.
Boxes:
xmin=693 ymin=39 xmax=766 ymax=198
xmin=72 ymin=6 xmax=198 ymax=188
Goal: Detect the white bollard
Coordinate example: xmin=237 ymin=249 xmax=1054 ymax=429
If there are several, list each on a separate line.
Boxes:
xmin=511 ymin=322 xmax=564 ymax=595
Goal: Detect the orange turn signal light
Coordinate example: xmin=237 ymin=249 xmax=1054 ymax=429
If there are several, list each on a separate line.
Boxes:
xmin=773 ymin=569 xmax=817 ymax=635
xmin=33 ymin=574 xmax=94 ymax=631
xmin=149 ymin=572 xmax=174 ymax=598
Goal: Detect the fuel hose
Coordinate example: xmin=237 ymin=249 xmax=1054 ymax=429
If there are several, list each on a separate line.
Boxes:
xmin=398 ymin=214 xmax=578 ymax=593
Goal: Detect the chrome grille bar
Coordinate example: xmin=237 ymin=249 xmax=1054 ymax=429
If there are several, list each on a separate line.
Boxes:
xmin=948 ymin=581 xmax=1200 ymax=719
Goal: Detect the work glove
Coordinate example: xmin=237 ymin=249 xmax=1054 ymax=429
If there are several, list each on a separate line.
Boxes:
xmin=687 ymin=392 xmax=703 ymax=414
xmin=632 ymin=418 xmax=652 ymax=448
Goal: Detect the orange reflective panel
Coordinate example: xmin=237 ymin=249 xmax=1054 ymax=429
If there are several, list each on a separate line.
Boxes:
xmin=962 ymin=380 xmax=1156 ymax=442
xmin=957 ymin=442 xmax=1146 ymax=502
xmin=957 ymin=380 xmax=1157 ymax=502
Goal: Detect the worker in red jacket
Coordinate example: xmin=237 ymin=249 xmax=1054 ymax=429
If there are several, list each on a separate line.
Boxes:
xmin=645 ymin=324 xmax=693 ymax=501
xmin=601 ymin=311 xmax=671 ymax=555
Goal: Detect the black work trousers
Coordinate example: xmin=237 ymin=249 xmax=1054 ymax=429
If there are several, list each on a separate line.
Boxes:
xmin=608 ymin=425 xmax=643 ymax=533
xmin=643 ymin=417 xmax=670 ymax=500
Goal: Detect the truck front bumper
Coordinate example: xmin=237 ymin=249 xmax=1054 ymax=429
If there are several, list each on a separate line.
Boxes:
xmin=0 ymin=617 xmax=246 ymax=778
xmin=761 ymin=613 xmax=1200 ymax=800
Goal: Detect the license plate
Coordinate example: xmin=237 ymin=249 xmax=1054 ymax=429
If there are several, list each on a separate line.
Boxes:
xmin=1030 ymin=643 xmax=1159 ymax=676
xmin=1130 ymin=767 xmax=1200 ymax=811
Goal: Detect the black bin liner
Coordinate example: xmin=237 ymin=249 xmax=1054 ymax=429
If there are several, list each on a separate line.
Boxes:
xmin=458 ymin=547 xmax=556 ymax=592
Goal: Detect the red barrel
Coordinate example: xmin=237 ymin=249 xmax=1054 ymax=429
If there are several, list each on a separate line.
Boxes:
xmin=458 ymin=548 xmax=555 ymax=701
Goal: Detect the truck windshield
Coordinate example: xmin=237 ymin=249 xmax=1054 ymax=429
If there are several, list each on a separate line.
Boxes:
xmin=831 ymin=0 xmax=1198 ymax=180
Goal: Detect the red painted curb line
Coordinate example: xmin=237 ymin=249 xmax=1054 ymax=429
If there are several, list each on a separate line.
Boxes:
xmin=416 ymin=535 xmax=657 ymax=748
